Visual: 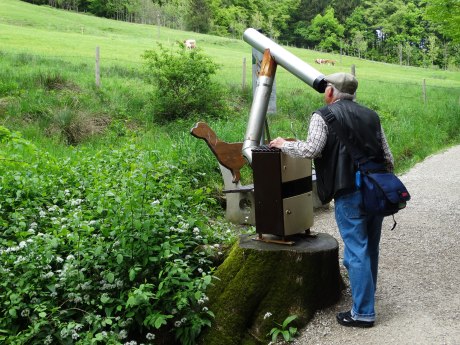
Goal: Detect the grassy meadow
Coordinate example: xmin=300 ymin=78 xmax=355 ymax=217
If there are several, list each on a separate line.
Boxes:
xmin=1 ymin=0 xmax=460 ymax=343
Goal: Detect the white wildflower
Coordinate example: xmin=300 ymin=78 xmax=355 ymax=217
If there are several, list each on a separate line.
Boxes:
xmin=44 ymin=335 xmax=53 ymax=345
xmin=42 ymin=271 xmax=54 ymax=279
xmin=264 ymin=312 xmax=272 ymax=320
xmin=70 ymin=199 xmax=83 ymax=206
xmin=118 ymin=330 xmax=128 ymax=339
xmin=71 ymin=331 xmax=79 ymax=340
xmin=146 ymin=333 xmax=155 ymax=340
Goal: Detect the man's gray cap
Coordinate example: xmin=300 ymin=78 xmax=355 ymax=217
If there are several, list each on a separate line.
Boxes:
xmin=325 ymin=72 xmax=358 ymax=94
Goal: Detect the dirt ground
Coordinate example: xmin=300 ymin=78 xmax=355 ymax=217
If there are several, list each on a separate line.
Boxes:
xmin=292 ymin=145 xmax=460 ymax=345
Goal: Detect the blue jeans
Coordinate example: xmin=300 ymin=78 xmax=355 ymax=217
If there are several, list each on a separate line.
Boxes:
xmin=335 ymin=190 xmax=383 ymax=322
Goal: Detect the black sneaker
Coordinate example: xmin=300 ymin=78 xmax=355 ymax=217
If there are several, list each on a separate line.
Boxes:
xmin=336 ymin=311 xmax=374 ymax=328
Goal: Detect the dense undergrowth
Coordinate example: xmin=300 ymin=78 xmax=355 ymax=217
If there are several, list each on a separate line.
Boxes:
xmin=0 ymin=128 xmax=243 ymax=344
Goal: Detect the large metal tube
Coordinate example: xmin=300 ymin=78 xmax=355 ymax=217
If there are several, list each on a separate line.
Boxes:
xmin=243 ymin=28 xmax=327 ymax=93
xmin=242 ymin=49 xmax=276 ymax=162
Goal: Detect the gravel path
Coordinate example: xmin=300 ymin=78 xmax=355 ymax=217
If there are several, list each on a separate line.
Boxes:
xmin=293 ymin=145 xmax=460 ymax=345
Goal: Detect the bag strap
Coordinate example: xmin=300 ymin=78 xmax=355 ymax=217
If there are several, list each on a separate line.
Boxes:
xmin=316 ymin=105 xmax=385 ymax=171
xmin=317 ymin=106 xmax=372 ymax=169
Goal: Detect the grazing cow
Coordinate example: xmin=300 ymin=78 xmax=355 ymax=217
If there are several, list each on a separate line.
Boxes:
xmin=184 ymin=39 xmax=196 ymax=49
xmin=315 ymin=58 xmax=336 ymax=66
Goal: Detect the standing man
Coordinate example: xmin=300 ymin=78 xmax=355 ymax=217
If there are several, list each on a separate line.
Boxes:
xmin=269 ymin=72 xmax=394 ymax=328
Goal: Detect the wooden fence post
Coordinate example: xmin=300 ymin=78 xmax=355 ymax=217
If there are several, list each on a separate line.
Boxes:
xmin=351 ymin=65 xmax=356 ymax=100
xmin=242 ymin=57 xmax=246 ymax=91
xmin=95 ymin=46 xmax=100 ymax=88
xmin=422 ymin=79 xmax=427 ymax=104
xmin=340 ymin=40 xmax=342 ymax=64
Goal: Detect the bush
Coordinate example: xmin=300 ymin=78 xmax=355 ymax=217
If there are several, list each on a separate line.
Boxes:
xmin=142 ymin=43 xmax=228 ymax=123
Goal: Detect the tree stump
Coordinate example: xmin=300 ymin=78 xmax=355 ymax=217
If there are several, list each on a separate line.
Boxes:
xmin=200 ymin=233 xmax=343 ymax=345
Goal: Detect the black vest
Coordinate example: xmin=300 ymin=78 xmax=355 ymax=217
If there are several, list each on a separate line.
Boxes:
xmin=315 ymin=100 xmax=385 ymax=204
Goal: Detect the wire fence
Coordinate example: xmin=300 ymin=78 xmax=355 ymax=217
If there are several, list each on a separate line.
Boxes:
xmin=7 ymin=49 xmax=460 ymax=105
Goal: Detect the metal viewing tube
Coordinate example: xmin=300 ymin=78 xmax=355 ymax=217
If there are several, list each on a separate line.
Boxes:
xmin=242 ymin=28 xmax=327 ymax=163
xmin=243 ymin=28 xmax=327 ymax=93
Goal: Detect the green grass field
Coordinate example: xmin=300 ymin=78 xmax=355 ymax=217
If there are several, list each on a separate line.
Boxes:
xmin=1 ymin=0 xmax=460 ymax=173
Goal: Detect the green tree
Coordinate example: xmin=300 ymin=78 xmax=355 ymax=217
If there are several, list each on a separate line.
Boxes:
xmin=282 ymin=0 xmax=330 ymax=46
xmin=404 ymin=41 xmax=414 ymax=65
xmin=186 ymin=0 xmax=211 ymax=32
xmin=345 ymin=0 xmax=429 ymax=64
xmin=297 ymin=7 xmax=344 ymax=51
xmin=331 ymin=0 xmax=362 ymax=23
xmin=352 ymin=30 xmax=368 ymax=58
xmin=425 ymin=0 xmax=460 ymax=43
xmin=427 ymin=34 xmax=440 ymax=67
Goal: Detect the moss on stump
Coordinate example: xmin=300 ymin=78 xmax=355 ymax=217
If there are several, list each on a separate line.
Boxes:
xmin=200 ymin=233 xmax=343 ymax=345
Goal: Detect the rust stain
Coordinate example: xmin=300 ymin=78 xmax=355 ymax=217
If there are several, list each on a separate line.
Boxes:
xmin=259 ymin=49 xmax=277 ymax=77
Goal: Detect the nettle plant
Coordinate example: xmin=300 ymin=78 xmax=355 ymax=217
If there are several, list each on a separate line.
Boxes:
xmin=0 ymin=140 xmax=233 ymax=345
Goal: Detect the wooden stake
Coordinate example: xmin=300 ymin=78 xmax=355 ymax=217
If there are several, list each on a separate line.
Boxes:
xmin=95 ymin=46 xmax=100 ymax=88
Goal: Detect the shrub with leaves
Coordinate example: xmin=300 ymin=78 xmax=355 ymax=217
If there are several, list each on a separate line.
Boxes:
xmin=142 ymin=42 xmax=227 ymax=123
xmin=0 ymin=141 xmax=234 ymax=345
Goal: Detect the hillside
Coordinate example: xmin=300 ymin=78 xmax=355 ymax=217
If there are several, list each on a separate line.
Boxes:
xmin=2 ymin=0 xmax=460 ymax=89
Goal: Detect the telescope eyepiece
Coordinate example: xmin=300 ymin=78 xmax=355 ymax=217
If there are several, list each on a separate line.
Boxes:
xmin=314 ymin=76 xmax=327 ymax=93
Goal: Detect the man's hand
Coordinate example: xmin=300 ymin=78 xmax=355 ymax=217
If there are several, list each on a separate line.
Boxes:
xmin=269 ymin=137 xmax=286 ymax=149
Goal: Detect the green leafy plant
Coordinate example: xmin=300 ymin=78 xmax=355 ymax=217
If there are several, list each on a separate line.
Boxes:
xmin=0 ymin=141 xmax=235 ymax=345
xmin=268 ymin=315 xmax=298 ymax=343
xmin=142 ymin=42 xmax=228 ymax=123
